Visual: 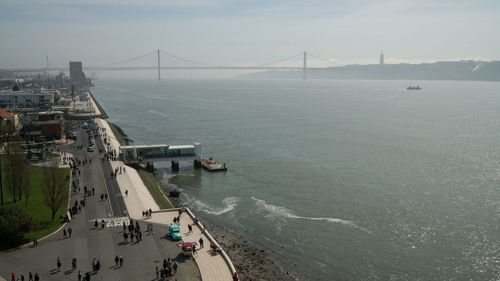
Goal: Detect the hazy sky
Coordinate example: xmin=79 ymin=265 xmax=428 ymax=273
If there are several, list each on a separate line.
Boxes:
xmin=1 ymin=0 xmax=500 ymax=69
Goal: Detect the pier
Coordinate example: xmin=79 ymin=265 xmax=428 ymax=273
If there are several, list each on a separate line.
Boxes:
xmin=119 ymin=143 xmax=226 ymax=172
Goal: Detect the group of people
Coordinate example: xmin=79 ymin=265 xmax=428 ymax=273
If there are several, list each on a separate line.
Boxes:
xmin=62 ymin=226 xmax=73 ymax=238
xmin=122 ymin=219 xmax=143 ymax=243
xmin=114 ymin=256 xmax=124 ymax=267
xmin=91 ymin=258 xmax=101 ymax=272
xmin=94 ymin=219 xmax=106 ymax=229
xmin=142 ymin=208 xmax=153 ymax=219
xmin=10 ymin=271 xmax=40 ymax=281
xmin=155 ymin=258 xmax=178 ymax=280
xmin=99 ymin=193 xmax=108 ymax=201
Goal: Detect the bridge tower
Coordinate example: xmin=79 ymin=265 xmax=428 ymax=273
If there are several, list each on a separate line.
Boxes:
xmin=303 ymin=51 xmax=307 ymax=80
xmin=157 ymin=49 xmax=161 ymax=81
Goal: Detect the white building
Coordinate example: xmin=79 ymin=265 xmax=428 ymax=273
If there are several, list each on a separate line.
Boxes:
xmin=0 ymin=89 xmax=54 ymax=110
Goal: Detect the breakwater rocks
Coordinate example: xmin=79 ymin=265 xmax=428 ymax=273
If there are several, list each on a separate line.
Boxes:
xmin=184 ymin=215 xmax=300 ymax=281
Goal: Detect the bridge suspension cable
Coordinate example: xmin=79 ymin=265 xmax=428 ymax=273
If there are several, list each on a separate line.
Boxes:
xmin=101 ymin=50 xmax=157 ymax=68
xmin=257 ymin=52 xmax=304 ymax=67
xmin=307 ymin=52 xmax=342 ymax=67
xmin=159 ymin=49 xmax=216 ymax=67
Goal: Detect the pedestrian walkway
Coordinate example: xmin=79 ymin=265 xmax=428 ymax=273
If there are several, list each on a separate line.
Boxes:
xmin=149 ymin=210 xmax=234 ymax=281
xmin=111 ymin=160 xmax=160 ymax=219
xmin=96 ymin=118 xmax=160 ymax=220
xmin=98 ymin=118 xmax=235 ymax=281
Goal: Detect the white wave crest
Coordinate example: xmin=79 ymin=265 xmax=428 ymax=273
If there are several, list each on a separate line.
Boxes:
xmin=148 ymin=109 xmax=168 ymax=118
xmin=144 ymin=95 xmax=171 ymax=100
xmin=251 ymin=196 xmax=368 ymax=232
xmin=195 ymin=197 xmax=240 ymax=216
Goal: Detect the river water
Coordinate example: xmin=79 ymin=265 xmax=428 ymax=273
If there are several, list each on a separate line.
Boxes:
xmin=93 ymin=79 xmax=500 ymax=280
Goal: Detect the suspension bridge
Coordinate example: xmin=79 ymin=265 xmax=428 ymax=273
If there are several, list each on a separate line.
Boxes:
xmin=0 ymin=50 xmax=341 ymax=80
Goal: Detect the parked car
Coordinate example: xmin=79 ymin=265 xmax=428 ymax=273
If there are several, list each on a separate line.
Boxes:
xmin=169 ymin=224 xmax=182 ymax=240
xmin=67 ymin=131 xmax=77 ymax=140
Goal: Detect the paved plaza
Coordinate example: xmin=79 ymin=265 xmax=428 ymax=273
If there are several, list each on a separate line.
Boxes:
xmin=0 ymin=122 xmax=200 ymax=281
xmin=0 ymin=113 xmax=235 ymax=281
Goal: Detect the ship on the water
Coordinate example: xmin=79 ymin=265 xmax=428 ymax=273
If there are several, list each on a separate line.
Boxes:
xmin=407 ymin=86 xmax=422 ymax=90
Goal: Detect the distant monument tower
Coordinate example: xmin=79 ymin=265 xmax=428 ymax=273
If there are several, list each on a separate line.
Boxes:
xmin=379 ymin=51 xmax=384 ymax=65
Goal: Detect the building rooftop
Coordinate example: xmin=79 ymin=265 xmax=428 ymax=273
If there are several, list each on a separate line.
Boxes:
xmin=120 ymin=144 xmax=196 ymax=150
xmin=0 ymin=89 xmax=53 ymax=95
xmin=0 ymin=107 xmax=16 ymax=118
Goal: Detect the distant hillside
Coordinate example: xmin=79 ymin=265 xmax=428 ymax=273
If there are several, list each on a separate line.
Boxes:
xmin=244 ymin=61 xmax=500 ymax=81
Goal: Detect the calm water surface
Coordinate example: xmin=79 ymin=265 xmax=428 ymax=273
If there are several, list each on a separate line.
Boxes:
xmin=93 ymin=79 xmax=500 ymax=280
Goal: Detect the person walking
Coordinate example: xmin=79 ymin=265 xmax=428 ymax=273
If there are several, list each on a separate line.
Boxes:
xmin=77 ymin=271 xmax=82 ymax=281
xmin=57 ymin=257 xmax=61 ymax=272
xmin=115 ymin=256 xmax=119 ymax=267
xmin=68 ymin=226 xmax=73 ymax=238
xmin=72 ymin=257 xmax=77 ymax=270
xmin=199 ymin=237 xmax=204 ymax=248
xmin=101 ymin=219 xmax=105 ymax=229
xmin=11 ymin=272 xmax=15 ymax=281
xmin=94 ymin=219 xmax=98 ymax=229
xmin=125 ymin=190 xmax=128 ymax=197
xmin=28 ymin=271 xmax=33 ymax=281
xmin=85 ymin=272 xmax=90 ymax=281
xmin=123 ymin=232 xmax=128 ymax=243
xmin=155 ymin=266 xmax=159 ymax=279
xmin=173 ymin=263 xmax=178 ymax=275
xmin=188 ymin=224 xmax=192 ymax=233
xmin=119 ymin=256 xmax=124 ymax=267
xmin=33 ymin=273 xmax=39 ymax=281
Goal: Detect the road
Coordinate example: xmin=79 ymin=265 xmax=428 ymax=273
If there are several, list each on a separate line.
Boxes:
xmin=0 ymin=122 xmax=200 ymax=281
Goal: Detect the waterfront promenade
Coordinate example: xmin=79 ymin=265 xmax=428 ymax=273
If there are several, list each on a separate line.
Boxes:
xmin=0 ymin=123 xmax=200 ymax=281
xmin=0 ymin=94 xmax=235 ymax=280
xmin=97 ymin=118 xmax=235 ymax=280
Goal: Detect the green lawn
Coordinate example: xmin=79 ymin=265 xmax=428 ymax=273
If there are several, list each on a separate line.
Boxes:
xmin=1 ymin=157 xmax=70 ymax=244
xmin=136 ymin=169 xmax=174 ymax=209
xmin=108 ymin=122 xmax=128 ymax=146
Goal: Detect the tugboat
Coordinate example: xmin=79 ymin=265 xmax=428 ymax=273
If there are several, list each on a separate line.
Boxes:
xmin=407 ymin=86 xmax=422 ymax=90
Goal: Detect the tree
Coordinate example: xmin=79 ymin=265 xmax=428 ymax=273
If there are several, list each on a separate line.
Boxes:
xmin=43 ymin=161 xmax=68 ymax=221
xmin=23 ymin=174 xmax=31 ymax=208
xmin=0 ymin=204 xmax=38 ymax=250
xmin=4 ymin=141 xmax=28 ymax=203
